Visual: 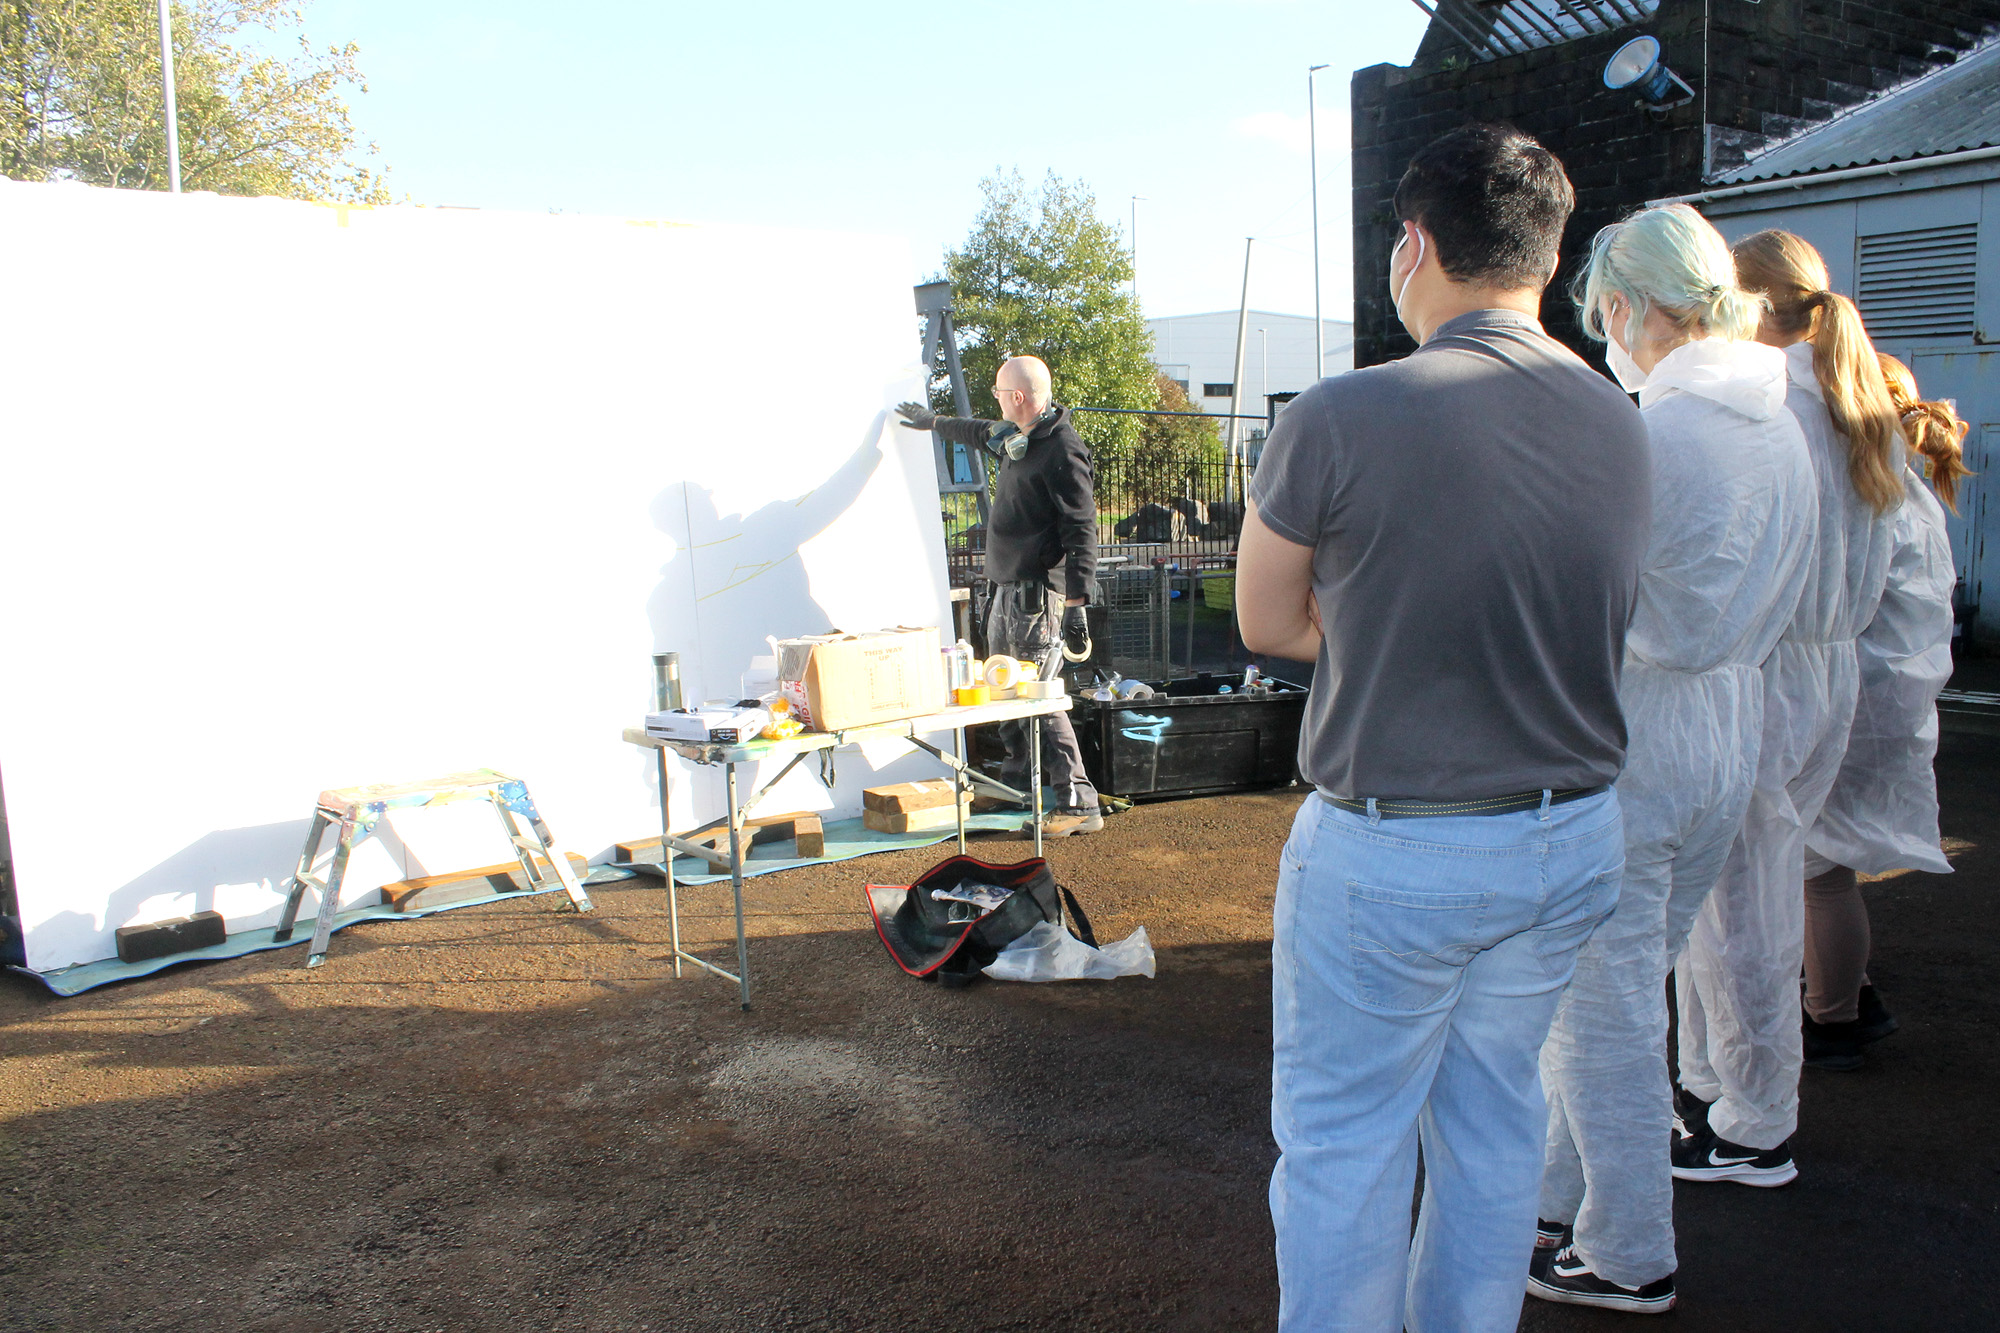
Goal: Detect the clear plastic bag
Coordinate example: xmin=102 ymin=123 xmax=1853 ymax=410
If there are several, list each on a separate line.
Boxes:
xmin=981 ymin=920 xmax=1156 ymax=983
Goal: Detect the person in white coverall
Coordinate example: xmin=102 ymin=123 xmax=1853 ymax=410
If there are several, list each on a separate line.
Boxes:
xmin=1529 ymin=205 xmax=1817 ymax=1315
xmin=1799 ymin=354 xmax=1968 ymax=1070
xmin=1674 ymin=230 xmax=1906 ymax=1186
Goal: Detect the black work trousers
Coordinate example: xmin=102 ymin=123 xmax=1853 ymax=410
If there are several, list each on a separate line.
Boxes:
xmin=984 ymin=578 xmax=1097 ymax=812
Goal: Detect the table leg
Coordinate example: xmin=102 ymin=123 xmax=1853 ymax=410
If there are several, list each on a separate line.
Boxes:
xmin=954 ymin=727 xmax=967 ymax=855
xmin=657 ymin=747 xmax=681 ymax=980
xmin=1031 ymin=714 xmax=1044 ymax=859
xmin=727 ymin=761 xmax=752 ymax=1010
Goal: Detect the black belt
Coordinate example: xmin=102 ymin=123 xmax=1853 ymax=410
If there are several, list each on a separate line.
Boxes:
xmin=1321 ymin=785 xmax=1609 ymax=820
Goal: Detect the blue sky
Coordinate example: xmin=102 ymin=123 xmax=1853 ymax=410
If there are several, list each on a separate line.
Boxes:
xmin=301 ymin=1 xmax=1430 ymax=319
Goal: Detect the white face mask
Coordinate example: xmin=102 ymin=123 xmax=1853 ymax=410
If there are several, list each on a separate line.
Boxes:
xmin=1603 ymin=301 xmax=1648 ymax=393
xmin=1392 ymin=226 xmax=1425 ymax=333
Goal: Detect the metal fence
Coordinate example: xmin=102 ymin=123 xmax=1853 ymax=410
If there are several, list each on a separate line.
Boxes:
xmin=943 ymin=449 xmax=1252 ymax=680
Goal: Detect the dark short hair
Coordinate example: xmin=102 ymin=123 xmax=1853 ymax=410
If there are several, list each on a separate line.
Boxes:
xmin=1393 ymin=124 xmax=1574 ymax=291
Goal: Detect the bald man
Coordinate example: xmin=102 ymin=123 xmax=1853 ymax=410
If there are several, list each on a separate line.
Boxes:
xmin=898 ymin=355 xmax=1101 ymax=836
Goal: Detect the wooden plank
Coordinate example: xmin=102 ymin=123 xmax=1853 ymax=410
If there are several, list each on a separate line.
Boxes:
xmin=863 ymin=801 xmax=970 ymax=834
xmin=383 ymin=853 xmax=589 ymax=912
xmin=863 ymin=780 xmax=962 ymax=815
xmin=616 ymin=811 xmax=826 ymax=862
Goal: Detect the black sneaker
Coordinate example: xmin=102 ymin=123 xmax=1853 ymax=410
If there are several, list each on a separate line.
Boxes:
xmin=1526 ymin=1245 xmax=1677 ymax=1313
xmin=1803 ymin=1013 xmax=1866 ymax=1071
xmin=1672 ymin=1086 xmax=1712 ymax=1142
xmin=1855 ymin=984 xmax=1900 ymax=1043
xmin=1670 ymin=1124 xmax=1798 ymax=1186
xmin=1535 ymin=1218 xmax=1572 ymax=1252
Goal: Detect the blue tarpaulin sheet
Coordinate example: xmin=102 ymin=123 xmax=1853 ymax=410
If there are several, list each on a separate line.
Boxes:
xmin=9 ymin=811 xmax=1028 ymax=997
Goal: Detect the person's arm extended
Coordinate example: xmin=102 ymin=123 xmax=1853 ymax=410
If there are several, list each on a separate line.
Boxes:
xmin=934 ymin=416 xmax=1003 ymax=456
xmin=1237 ymin=500 xmax=1323 ymax=661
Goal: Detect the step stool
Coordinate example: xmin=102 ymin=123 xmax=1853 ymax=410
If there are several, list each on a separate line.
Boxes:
xmin=273 ymin=768 xmax=594 ymax=968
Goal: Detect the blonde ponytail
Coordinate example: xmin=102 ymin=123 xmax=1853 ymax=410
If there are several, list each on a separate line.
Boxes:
xmin=1732 ymin=230 xmax=1903 ymax=514
xmin=1880 ymin=353 xmax=1974 ymax=513
xmin=1699 ymin=283 xmax=1767 ymax=344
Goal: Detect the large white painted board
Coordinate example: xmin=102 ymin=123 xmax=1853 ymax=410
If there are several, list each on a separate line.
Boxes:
xmin=0 ymin=182 xmax=950 ymax=975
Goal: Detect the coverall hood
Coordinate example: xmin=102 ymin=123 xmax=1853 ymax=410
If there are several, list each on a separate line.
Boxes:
xmin=1639 ymin=338 xmax=1790 ymax=420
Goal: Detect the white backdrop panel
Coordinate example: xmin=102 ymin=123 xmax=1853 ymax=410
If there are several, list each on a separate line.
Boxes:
xmin=0 ymin=182 xmax=950 ymax=974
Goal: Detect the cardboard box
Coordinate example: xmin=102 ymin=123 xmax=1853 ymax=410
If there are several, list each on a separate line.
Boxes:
xmin=782 ymin=627 xmax=945 ymax=731
xmin=863 ymin=779 xmax=961 ymax=815
xmin=863 ymin=797 xmax=971 ymax=834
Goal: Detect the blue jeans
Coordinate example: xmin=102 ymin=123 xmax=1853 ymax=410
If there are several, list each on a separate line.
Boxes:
xmin=1271 ymin=790 xmax=1623 ymax=1333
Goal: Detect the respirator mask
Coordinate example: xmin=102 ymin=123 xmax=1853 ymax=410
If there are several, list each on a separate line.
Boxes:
xmin=1603 ymin=298 xmax=1649 ymax=393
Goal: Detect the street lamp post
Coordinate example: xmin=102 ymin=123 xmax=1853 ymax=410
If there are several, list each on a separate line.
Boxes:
xmin=1130 ymin=195 xmax=1146 ymax=305
xmin=1308 ymin=64 xmax=1329 ymax=382
xmin=158 ymin=0 xmax=182 ymax=191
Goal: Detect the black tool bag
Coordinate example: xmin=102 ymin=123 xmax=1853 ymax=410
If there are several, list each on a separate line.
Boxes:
xmin=865 ymin=854 xmax=1096 ymax=988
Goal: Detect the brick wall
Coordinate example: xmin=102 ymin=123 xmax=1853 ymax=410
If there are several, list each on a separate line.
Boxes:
xmin=1351 ymin=0 xmax=2000 ymax=369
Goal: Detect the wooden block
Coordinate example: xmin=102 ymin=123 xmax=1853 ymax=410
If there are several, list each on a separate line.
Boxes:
xmin=384 ymin=854 xmax=589 ymax=912
xmin=780 ymin=813 xmax=826 ymax=859
xmin=863 ymin=779 xmax=962 ymax=815
xmin=615 ymin=811 xmax=826 ymax=862
xmin=863 ymin=800 xmax=971 ymax=834
xmin=115 ymin=910 xmax=228 ymax=963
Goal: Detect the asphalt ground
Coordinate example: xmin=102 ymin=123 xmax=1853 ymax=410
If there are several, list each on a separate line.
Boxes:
xmin=2 ymin=704 xmax=1996 ymax=1330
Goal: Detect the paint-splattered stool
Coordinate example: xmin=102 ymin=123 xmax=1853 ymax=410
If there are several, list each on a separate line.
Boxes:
xmin=273 ymin=768 xmax=594 ymax=968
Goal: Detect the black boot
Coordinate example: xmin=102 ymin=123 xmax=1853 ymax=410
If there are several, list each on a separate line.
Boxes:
xmin=1803 ymin=1012 xmax=1866 ymax=1070
xmin=1854 ymin=984 xmax=1900 ymax=1044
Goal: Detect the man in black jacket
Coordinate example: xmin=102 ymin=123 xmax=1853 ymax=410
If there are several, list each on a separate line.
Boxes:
xmin=898 ymin=355 xmax=1101 ymax=836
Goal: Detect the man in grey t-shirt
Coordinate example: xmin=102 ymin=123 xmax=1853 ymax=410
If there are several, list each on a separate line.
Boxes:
xmin=1237 ymin=125 xmax=1650 ymax=1333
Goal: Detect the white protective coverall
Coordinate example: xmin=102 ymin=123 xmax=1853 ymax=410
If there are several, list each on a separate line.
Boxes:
xmin=1678 ymin=341 xmax=1901 ymax=1150
xmin=1540 ymin=338 xmax=1816 ymax=1287
xmin=1805 ymin=467 xmax=1955 ymax=878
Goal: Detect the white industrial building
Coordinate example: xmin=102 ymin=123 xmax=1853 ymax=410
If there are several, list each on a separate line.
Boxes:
xmin=1145 ymin=309 xmax=1355 ymax=420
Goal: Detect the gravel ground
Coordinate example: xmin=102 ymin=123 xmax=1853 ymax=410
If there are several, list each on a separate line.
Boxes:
xmin=3 ymin=731 xmax=1997 ymax=1332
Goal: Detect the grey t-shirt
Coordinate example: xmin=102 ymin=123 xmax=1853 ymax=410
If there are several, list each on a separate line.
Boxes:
xmin=1249 ymin=308 xmax=1651 ymax=800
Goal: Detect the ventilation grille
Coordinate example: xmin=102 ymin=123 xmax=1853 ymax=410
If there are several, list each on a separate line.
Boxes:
xmin=1857 ymin=224 xmax=1978 ymax=342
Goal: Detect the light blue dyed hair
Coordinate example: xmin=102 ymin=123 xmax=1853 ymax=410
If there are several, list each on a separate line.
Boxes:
xmin=1572 ymin=203 xmax=1766 ymax=344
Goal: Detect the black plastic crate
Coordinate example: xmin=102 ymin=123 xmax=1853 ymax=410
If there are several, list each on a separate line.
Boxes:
xmin=1072 ymin=673 xmax=1308 ymax=801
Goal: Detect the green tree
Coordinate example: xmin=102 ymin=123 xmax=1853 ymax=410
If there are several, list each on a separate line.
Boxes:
xmin=0 ymin=0 xmax=388 ymax=202
xmin=1133 ymin=372 xmax=1225 ymax=466
xmin=937 ymin=169 xmax=1164 ymax=462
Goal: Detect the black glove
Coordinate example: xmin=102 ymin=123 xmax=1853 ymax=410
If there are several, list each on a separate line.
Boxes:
xmin=1062 ymin=604 xmax=1092 ymax=662
xmin=895 ymin=401 xmax=938 ymax=431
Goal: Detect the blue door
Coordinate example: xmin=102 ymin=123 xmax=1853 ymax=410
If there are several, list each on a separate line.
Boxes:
xmin=1911 ymin=350 xmax=1999 ymax=644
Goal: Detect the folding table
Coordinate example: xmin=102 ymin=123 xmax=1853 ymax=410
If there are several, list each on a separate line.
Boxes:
xmin=622 ymin=694 xmax=1073 ymax=1008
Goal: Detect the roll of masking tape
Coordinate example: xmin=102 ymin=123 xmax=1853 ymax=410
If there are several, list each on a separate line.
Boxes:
xmin=983 ymin=655 xmax=1021 ymax=696
xmin=1020 ymin=678 xmax=1066 ymax=699
xmin=954 ymin=685 xmax=990 ymax=706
